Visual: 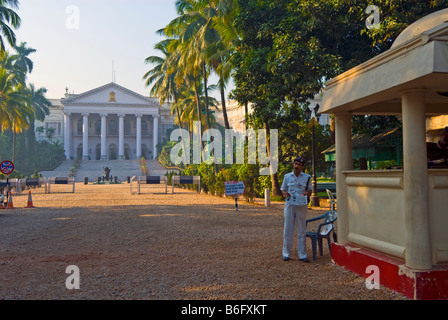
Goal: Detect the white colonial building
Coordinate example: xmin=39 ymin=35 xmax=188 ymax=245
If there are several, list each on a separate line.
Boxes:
xmin=35 ymin=82 xmax=175 ymax=160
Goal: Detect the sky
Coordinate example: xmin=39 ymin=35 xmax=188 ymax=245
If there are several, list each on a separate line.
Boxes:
xmin=11 ymin=0 xmax=226 ymax=101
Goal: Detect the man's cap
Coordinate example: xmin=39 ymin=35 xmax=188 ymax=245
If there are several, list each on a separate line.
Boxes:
xmin=294 ymin=157 xmax=306 ymax=164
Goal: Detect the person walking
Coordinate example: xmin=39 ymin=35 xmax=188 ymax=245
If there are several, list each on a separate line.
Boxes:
xmin=281 ymin=157 xmax=312 ymax=262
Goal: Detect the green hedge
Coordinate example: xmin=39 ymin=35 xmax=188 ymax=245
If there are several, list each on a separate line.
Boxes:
xmin=165 ymin=161 xmax=291 ymax=202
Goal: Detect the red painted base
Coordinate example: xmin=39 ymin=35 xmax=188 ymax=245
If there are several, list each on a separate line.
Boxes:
xmin=331 ymin=242 xmax=448 ymax=300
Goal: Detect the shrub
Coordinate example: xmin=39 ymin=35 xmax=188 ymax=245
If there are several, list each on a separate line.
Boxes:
xmin=256 ymin=174 xmax=271 ymax=198
xmin=236 ymin=163 xmax=260 ymax=202
xmin=197 ymin=162 xmax=214 ymax=193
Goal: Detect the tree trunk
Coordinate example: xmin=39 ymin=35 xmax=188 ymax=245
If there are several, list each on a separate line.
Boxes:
xmin=12 ymin=131 xmax=16 ymax=164
xmin=245 ymin=101 xmax=249 ymax=130
xmin=264 ymin=122 xmax=281 ymax=197
xmin=27 ymin=116 xmax=37 ymax=157
xmin=202 ymin=62 xmax=211 ymax=131
xmin=202 ymin=61 xmax=217 ymax=174
xmin=193 ymin=80 xmax=204 ymax=157
xmin=174 ymin=93 xmax=189 ymax=165
xmin=220 ymin=77 xmax=230 ymax=130
xmin=193 ymin=80 xmax=202 ymax=128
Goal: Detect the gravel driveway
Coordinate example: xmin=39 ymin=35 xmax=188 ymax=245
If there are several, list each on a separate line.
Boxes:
xmin=0 ymin=183 xmax=407 ymax=303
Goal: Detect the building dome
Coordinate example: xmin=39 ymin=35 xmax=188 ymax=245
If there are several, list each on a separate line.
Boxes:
xmin=391 ymin=8 xmax=448 ymax=48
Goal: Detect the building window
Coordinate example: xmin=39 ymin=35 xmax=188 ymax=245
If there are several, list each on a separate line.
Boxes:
xmin=95 ymin=120 xmax=101 ymax=136
xmin=124 ymin=119 xmax=131 ymax=135
xmin=46 ymin=122 xmax=61 ymax=136
xmin=109 ymin=120 xmax=117 ymax=135
xmin=142 ymin=120 xmax=148 ymax=136
xmin=77 ymin=119 xmax=83 ymax=135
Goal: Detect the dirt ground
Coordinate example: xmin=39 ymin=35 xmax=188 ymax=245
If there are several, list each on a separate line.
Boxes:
xmin=0 ymin=182 xmax=407 ymax=302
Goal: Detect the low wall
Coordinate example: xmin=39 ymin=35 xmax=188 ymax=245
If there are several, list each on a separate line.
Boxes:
xmin=343 ymin=169 xmax=448 ymax=266
xmin=344 ymin=170 xmax=406 ymax=260
xmin=428 ymin=169 xmax=448 ymax=264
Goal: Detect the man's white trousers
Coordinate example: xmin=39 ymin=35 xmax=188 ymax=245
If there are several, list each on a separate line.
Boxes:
xmin=282 ymin=204 xmax=307 ymax=259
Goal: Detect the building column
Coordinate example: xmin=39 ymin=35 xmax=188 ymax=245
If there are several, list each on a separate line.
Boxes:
xmin=63 ymin=112 xmax=71 ymax=160
xmin=118 ymin=114 xmax=125 ymax=159
xmin=153 ymin=114 xmax=159 ymax=157
xmin=82 ymin=113 xmax=89 ymax=160
xmin=335 ymin=112 xmax=353 ymax=245
xmin=136 ymin=114 xmax=142 ymax=159
xmin=100 ymin=113 xmax=107 ymax=160
xmin=401 ymin=89 xmax=432 ymax=270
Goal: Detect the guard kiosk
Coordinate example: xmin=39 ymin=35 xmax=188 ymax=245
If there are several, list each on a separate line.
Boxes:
xmin=320 ymin=9 xmax=448 ymax=299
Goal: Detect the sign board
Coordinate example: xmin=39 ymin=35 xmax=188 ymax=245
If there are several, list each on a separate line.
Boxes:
xmin=288 ymin=194 xmax=308 ymax=206
xmin=0 ymin=160 xmax=14 ymax=175
xmin=225 ymin=181 xmax=246 ymax=196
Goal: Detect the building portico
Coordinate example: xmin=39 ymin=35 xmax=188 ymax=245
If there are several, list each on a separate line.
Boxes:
xmin=59 ymin=82 xmax=171 ymax=160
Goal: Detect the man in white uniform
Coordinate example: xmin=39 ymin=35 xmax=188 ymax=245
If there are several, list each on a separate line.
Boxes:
xmin=280 ymin=157 xmax=312 ymax=262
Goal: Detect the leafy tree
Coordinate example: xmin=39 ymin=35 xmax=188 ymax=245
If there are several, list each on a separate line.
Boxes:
xmin=207 ymin=0 xmax=240 ymax=130
xmin=231 ymin=0 xmax=295 ymax=196
xmin=0 ymin=0 xmax=20 ymax=52
xmin=24 ymin=84 xmax=51 ymax=156
xmin=144 ymin=39 xmax=184 ymax=129
xmin=232 ymin=0 xmax=448 ymax=179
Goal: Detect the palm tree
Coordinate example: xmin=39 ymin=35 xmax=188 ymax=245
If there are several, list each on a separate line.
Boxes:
xmin=159 ymin=0 xmax=241 ymax=168
xmin=144 ymin=37 xmax=196 ymax=165
xmin=178 ymin=0 xmax=219 ymax=134
xmin=0 ymin=67 xmax=31 ymax=162
xmin=26 ymin=84 xmax=50 ymax=121
xmin=165 ymin=0 xmax=209 ymax=128
xmin=175 ymin=80 xmax=219 ymax=131
xmin=0 ymin=67 xmax=28 ymax=130
xmin=24 ymin=84 xmax=51 ymax=155
xmin=164 ymin=0 xmax=223 ymax=172
xmin=11 ymin=42 xmax=36 ymax=83
xmin=0 ymin=50 xmax=21 ymax=85
xmin=0 ymin=0 xmax=21 ymax=52
xmin=143 ymin=39 xmax=184 ymax=130
xmin=208 ymin=0 xmax=240 ymax=130
xmin=168 ymin=0 xmax=240 ymax=131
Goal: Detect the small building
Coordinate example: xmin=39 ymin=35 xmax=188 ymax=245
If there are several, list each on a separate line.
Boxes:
xmin=320 ymin=9 xmax=448 ymax=299
xmin=322 ymin=127 xmax=403 ymax=169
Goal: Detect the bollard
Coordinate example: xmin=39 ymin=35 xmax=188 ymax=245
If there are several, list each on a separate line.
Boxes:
xmin=84 ymin=177 xmax=88 ymax=185
xmin=127 ymin=176 xmax=130 ymax=183
xmin=265 ymin=188 xmax=270 ymax=207
xmin=97 ymin=177 xmax=101 ymax=184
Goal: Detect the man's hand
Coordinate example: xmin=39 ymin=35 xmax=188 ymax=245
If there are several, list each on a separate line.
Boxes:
xmin=281 ymin=191 xmax=290 ymax=199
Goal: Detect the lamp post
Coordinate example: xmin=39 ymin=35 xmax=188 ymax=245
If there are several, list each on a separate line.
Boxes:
xmin=304 ymin=104 xmax=321 ymax=207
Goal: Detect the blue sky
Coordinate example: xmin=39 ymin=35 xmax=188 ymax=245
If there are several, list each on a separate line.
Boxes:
xmin=12 ymin=0 xmax=221 ymax=100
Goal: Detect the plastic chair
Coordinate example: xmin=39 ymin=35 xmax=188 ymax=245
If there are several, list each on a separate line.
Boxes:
xmin=305 ymin=211 xmax=338 ymax=261
xmin=326 ymin=189 xmax=336 ymax=211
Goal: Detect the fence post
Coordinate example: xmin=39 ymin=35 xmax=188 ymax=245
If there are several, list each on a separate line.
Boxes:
xmin=265 ymin=188 xmax=270 ymax=207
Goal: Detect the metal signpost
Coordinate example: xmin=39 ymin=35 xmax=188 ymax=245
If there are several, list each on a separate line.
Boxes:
xmin=224 ymin=181 xmax=246 ymax=212
xmin=0 ymin=160 xmax=14 ymax=176
xmin=1 ymin=160 xmax=15 ymax=205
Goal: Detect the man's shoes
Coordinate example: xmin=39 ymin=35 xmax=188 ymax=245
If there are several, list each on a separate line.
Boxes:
xmin=299 ymin=257 xmax=310 ymax=263
xmin=283 ymin=256 xmax=290 ymax=261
